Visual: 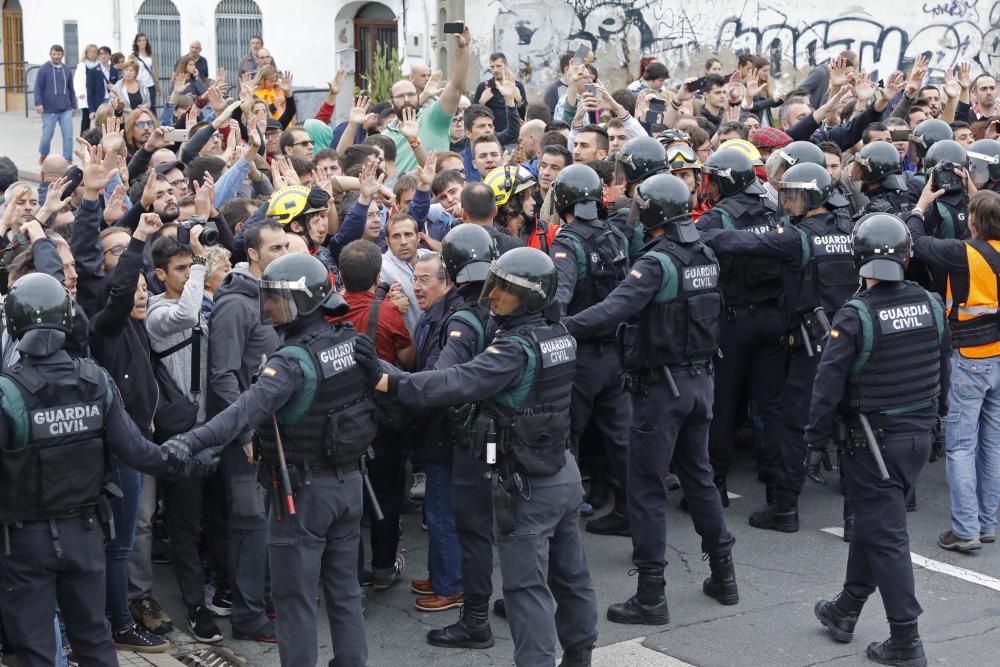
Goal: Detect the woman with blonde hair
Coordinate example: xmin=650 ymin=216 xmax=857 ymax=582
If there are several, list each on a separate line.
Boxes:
xmin=253 ymin=65 xmax=294 ymax=122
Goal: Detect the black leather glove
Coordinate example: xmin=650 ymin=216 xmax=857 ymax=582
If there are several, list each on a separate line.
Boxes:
xmin=804 ymin=445 xmax=832 ymax=485
xmin=353 ymin=334 xmax=383 ymax=387
xmin=189 ymin=445 xmax=223 ymax=478
xmin=929 ymin=417 xmax=946 ymax=463
xmin=160 ymin=434 xmax=194 ymax=476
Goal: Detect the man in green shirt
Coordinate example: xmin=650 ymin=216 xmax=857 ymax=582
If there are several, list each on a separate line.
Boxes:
xmin=385 ymin=27 xmax=471 ymax=172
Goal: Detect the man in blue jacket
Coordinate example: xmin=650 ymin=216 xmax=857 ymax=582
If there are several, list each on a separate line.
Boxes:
xmin=35 ymin=44 xmax=76 ymax=164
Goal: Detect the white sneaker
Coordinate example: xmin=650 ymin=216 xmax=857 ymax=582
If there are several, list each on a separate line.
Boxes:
xmin=410 ymin=471 xmax=427 ymax=500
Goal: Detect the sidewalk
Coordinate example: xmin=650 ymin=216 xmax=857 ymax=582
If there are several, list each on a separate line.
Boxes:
xmin=0 ymin=110 xmax=78 ymax=182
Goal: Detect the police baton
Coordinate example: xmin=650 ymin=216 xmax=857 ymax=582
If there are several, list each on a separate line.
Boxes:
xmin=857 ymin=413 xmax=890 ymax=481
xmin=270 ymin=415 xmax=296 ymax=516
xmin=799 ymin=322 xmax=815 ymax=358
xmin=813 ymin=307 xmax=832 ymax=335
xmin=661 ymin=366 xmax=681 ymax=399
xmin=360 ymin=451 xmax=384 ymax=522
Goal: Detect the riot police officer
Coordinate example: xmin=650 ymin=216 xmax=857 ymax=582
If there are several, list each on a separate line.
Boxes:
xmin=809 ymin=214 xmax=948 ymax=667
xmin=773 ymin=140 xmax=855 ymax=226
xmin=853 ymin=141 xmax=912 ymax=218
xmin=549 ymin=164 xmax=632 ymax=536
xmin=700 ymin=162 xmax=859 ymax=532
xmin=564 ymin=174 xmax=738 ymax=626
xmin=426 ymin=224 xmax=501 ymax=650
xmin=609 ymin=136 xmax=670 ymax=256
xmin=175 ymin=254 xmax=370 ymax=667
xmin=908 ymin=118 xmax=953 ymax=169
xmin=968 ymin=138 xmax=1000 ymax=193
xmin=697 ymin=148 xmax=785 ymax=505
xmin=358 ymin=247 xmax=598 ymax=667
xmin=0 ymin=273 xmax=202 ymax=667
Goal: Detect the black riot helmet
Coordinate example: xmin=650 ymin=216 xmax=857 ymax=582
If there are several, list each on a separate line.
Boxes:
xmin=441 ymin=224 xmax=498 ymax=285
xmin=776 ymin=140 xmax=826 ymax=173
xmin=479 ymin=247 xmax=557 ymax=317
xmin=852 ymin=213 xmax=912 ymax=281
xmin=552 ymin=164 xmax=604 ymax=221
xmin=702 ymin=148 xmax=759 ymax=200
xmin=910 ymin=118 xmax=953 ymax=160
xmin=4 ymin=272 xmax=73 ymax=338
xmin=968 ymin=138 xmax=1000 ymax=186
xmin=854 ymin=140 xmax=904 ymax=190
xmin=632 ymin=173 xmax=698 ymax=243
xmin=613 ymin=137 xmax=667 ymax=187
xmin=258 ymin=253 xmax=347 ymax=326
xmin=923 ymin=139 xmax=968 ymax=172
xmin=779 ymin=162 xmax=833 ymax=222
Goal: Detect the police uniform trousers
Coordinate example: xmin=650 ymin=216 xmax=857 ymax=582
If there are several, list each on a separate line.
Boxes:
xmin=842 ymin=431 xmax=930 ymax=623
xmin=267 ymin=465 xmax=368 ymax=667
xmin=452 ymin=445 xmax=495 ymax=608
xmin=570 ymin=342 xmax=631 ymax=503
xmin=628 ymin=369 xmax=735 ymax=570
xmin=0 ymin=516 xmax=118 ymax=667
xmin=220 ymin=441 xmax=271 ymax=634
xmin=497 ymin=451 xmax=597 ymax=667
xmin=708 ymin=304 xmax=785 ymax=483
xmin=777 ymin=349 xmax=820 ymax=496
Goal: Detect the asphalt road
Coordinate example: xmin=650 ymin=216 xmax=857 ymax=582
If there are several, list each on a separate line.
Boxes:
xmin=150 ymin=446 xmax=1000 ymax=666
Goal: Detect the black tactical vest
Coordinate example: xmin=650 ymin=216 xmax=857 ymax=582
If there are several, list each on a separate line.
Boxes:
xmin=845 ymin=282 xmax=944 ymax=414
xmin=793 ymin=214 xmax=858 ymax=316
xmin=713 ymin=194 xmax=783 ymax=306
xmin=488 ymin=322 xmax=576 ymax=477
xmin=859 ymin=189 xmax=912 ymax=218
xmin=558 ymin=220 xmax=630 ymax=317
xmin=257 ymin=324 xmax=375 ymax=467
xmin=620 ymin=239 xmax=722 ymax=370
xmin=0 ymin=358 xmax=110 ymax=522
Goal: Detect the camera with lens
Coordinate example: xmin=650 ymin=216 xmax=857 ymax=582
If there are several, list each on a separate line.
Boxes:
xmin=176 ymin=220 xmax=220 ymax=246
xmin=931 ymin=162 xmax=964 ymax=194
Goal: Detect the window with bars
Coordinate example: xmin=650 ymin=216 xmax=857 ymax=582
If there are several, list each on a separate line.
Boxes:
xmin=215 ymin=0 xmax=262 ymax=90
xmin=62 ymin=21 xmax=78 ymax=68
xmin=136 ymin=0 xmax=181 ymax=94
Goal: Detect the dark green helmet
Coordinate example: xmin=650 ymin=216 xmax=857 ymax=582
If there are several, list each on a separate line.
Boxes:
xmin=3 ymin=273 xmax=73 ymax=338
xmin=854 ymin=141 xmax=904 ymax=189
xmin=441 ymin=224 xmax=497 ymax=285
xmin=968 ymin=138 xmax=1000 ymax=186
xmin=776 ymin=140 xmax=826 ymax=171
xmin=779 ymin=162 xmax=833 ymax=221
xmin=552 ymin=164 xmax=603 ymax=220
xmin=910 ymin=118 xmax=953 ymax=159
xmin=632 ymin=173 xmax=698 ymax=243
xmin=852 ymin=213 xmax=911 ymax=281
xmin=702 ymin=148 xmax=759 ymax=199
xmin=479 ymin=247 xmax=557 ymax=317
xmin=923 ymin=139 xmax=968 ymax=172
xmin=258 ymin=253 xmax=346 ymax=326
xmin=614 ymin=137 xmax=667 ymax=186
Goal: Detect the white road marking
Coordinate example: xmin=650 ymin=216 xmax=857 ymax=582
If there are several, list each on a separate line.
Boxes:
xmin=591 ymin=637 xmax=696 ymax=666
xmin=821 ymin=527 xmax=1000 ymax=592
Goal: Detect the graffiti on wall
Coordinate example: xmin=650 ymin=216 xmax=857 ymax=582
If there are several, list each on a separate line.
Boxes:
xmin=491 ymin=0 xmax=1000 ymax=91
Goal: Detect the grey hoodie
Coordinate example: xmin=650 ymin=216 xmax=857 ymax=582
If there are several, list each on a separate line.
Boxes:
xmin=206 ymin=263 xmax=280 ymax=418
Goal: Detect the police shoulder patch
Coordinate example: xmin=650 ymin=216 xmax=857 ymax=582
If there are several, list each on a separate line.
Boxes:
xmin=554 ymin=251 xmax=568 ymax=259
xmin=262 ymin=367 xmax=278 ymax=377
xmin=486 ymin=345 xmax=501 ymax=354
xmin=830 ymin=329 xmax=840 ymax=338
xmin=449 ymin=330 xmax=462 ymax=337
xmin=630 ymin=269 xmax=643 ymax=278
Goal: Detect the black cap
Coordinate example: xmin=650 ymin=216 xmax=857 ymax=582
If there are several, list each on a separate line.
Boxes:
xmin=266 ymin=117 xmax=282 ymax=131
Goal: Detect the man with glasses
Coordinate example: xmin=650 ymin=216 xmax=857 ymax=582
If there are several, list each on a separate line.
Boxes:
xmin=279 ymin=128 xmax=315 ymax=160
xmin=384 ymin=27 xmax=471 ymax=173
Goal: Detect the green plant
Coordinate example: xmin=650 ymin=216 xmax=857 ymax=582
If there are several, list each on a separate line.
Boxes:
xmin=360 ymin=41 xmax=403 ymax=104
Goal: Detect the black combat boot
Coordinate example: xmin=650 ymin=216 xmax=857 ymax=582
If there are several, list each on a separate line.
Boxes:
xmin=586 ymin=510 xmax=630 ymax=536
xmin=814 ymin=590 xmax=866 ymax=642
xmin=714 ymin=476 xmax=730 ymax=508
xmin=702 ymin=553 xmax=739 ymax=605
xmin=748 ymin=488 xmax=799 ymax=533
xmin=557 ymin=646 xmax=593 ymax=667
xmin=426 ymin=600 xmax=494 ymax=649
xmin=866 ymin=620 xmax=927 ymax=667
xmin=607 ymin=569 xmax=670 ymax=625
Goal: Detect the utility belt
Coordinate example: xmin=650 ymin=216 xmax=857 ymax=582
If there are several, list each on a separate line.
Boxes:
xmin=622 ymin=362 xmax=712 ymax=398
xmin=786 ymin=308 xmax=832 ymax=356
xmin=725 ymin=299 xmax=779 ymax=319
xmin=2 ymin=509 xmax=101 ymax=558
xmin=259 ymin=457 xmax=364 ymax=522
xmin=461 ymin=405 xmax=525 ymax=535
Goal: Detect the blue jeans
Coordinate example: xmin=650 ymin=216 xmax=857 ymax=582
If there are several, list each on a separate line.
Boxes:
xmin=105 ymin=457 xmax=142 ymax=631
xmin=424 ymin=462 xmax=462 ymax=595
xmin=39 ymin=109 xmax=73 ymax=161
xmin=54 ymin=614 xmax=69 ymax=667
xmin=944 ymin=351 xmax=1000 ymax=539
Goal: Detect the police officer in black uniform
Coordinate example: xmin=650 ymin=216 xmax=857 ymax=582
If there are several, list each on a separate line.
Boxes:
xmin=358 ymin=247 xmax=598 ymax=667
xmin=968 ymin=138 xmax=1000 ymax=193
xmin=700 ymin=162 xmax=859 ymax=532
xmin=548 ymin=164 xmax=632 ymax=536
xmin=774 ymin=140 xmax=855 ymax=227
xmin=426 ymin=224 xmax=501 ymax=650
xmin=808 ymin=214 xmax=949 ymax=667
xmin=0 ymin=273 xmax=202 ymax=667
xmin=853 ymin=141 xmax=913 ymax=218
xmin=563 ymin=174 xmax=738 ymax=626
xmin=175 ymin=254 xmax=370 ymax=667
xmin=907 ymin=118 xmax=953 ymax=171
xmin=697 ymin=148 xmax=785 ymax=505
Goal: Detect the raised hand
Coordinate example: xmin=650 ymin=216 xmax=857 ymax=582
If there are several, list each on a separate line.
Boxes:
xmin=957 ymin=61 xmax=972 ymax=90
xmin=398 ymin=106 xmax=419 ymax=140
xmin=422 ymin=70 xmax=444 ymax=99
xmin=943 ymin=66 xmax=961 ymax=99
xmin=144 ymin=126 xmax=174 ymax=151
xmin=479 ymin=86 xmax=494 ymax=105
xmin=882 ymin=70 xmax=907 ymax=101
xmin=417 ymin=152 xmax=437 ymax=190
xmin=328 ymin=69 xmax=347 ymax=96
xmin=854 ymin=72 xmax=878 ymax=105
xmin=103 ymin=184 xmax=128 ymax=225
xmin=497 ymin=70 xmax=517 ymax=100
xmin=828 ymin=57 xmax=851 ymax=88
xmin=278 ymin=70 xmax=294 ymax=95
xmin=135 ymin=212 xmax=163 ymax=240
xmin=103 ymin=113 xmax=122 ymax=137
xmin=455 ymin=26 xmax=471 ymax=49
xmin=83 ymin=145 xmax=119 ymax=192
xmin=74 ymin=136 xmax=93 ymax=166
xmin=349 ymin=96 xmax=371 ymax=125
xmin=172 ymin=72 xmax=187 ymax=97
xmin=193 ymin=178 xmax=214 ymax=219
xmin=358 ymin=160 xmax=384 ymax=202
xmin=140 ymin=166 xmax=159 ymax=209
